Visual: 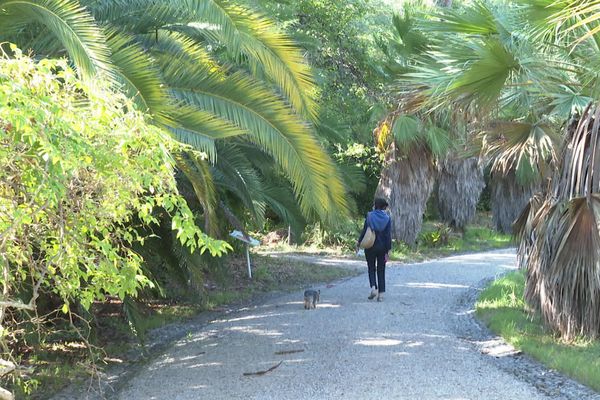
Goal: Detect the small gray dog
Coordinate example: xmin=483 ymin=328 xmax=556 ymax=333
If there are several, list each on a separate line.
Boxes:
xmin=303 ymin=289 xmax=320 ymax=310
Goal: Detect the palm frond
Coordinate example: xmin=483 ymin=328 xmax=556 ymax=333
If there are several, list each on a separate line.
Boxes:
xmin=392 ymin=114 xmax=420 ymax=151
xmin=234 ymin=10 xmax=318 ymax=120
xmin=87 ymin=0 xmax=184 ymax=32
xmin=555 ymin=103 xmax=600 ymax=198
xmin=336 ymin=162 xmax=367 ymax=196
xmin=390 ymin=10 xmax=430 ymax=60
xmin=423 ymin=1 xmax=500 ymax=35
xmin=0 ymin=0 xmax=113 ymax=79
xmin=105 ymin=30 xmax=172 ymax=122
xmin=260 ymin=183 xmax=305 ymax=234
xmin=175 ymin=152 xmax=219 ymax=235
xmin=548 ymin=0 xmax=600 ymax=48
xmin=425 ymin=125 xmax=452 ymax=159
xmin=526 ymin=196 xmax=600 ymax=338
xmin=481 ymin=120 xmax=559 ymax=185
xmin=170 ymin=128 xmax=216 ymax=161
xmin=161 ymin=0 xmax=318 ymax=120
xmin=448 ymin=38 xmax=519 ymax=109
xmin=212 ymin=143 xmax=264 ymax=223
xmin=164 ymin=63 xmax=347 ymax=220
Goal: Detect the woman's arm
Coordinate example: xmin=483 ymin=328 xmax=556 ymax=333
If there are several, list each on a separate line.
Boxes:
xmin=384 ymin=219 xmax=392 ymax=252
xmin=357 ymin=216 xmax=368 ymax=245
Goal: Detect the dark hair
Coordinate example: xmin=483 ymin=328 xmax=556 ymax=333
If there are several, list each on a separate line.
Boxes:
xmin=373 ymin=197 xmax=389 ymax=210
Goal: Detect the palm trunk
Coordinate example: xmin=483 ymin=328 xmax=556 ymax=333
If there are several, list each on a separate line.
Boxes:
xmin=437 ymin=156 xmax=485 ymax=230
xmin=490 ymin=171 xmax=538 ymax=234
xmin=376 ymin=143 xmax=435 ymax=246
xmin=522 ymin=106 xmax=600 ymax=338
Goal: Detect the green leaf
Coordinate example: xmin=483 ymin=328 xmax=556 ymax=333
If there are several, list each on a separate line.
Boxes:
xmin=449 ymin=38 xmax=519 ymax=108
xmin=392 ymin=114 xmax=420 ymax=149
xmin=425 ymin=126 xmax=452 ymax=159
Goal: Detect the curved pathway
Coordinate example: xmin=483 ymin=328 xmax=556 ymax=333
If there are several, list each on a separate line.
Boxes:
xmin=115 ymin=250 xmax=599 ymax=399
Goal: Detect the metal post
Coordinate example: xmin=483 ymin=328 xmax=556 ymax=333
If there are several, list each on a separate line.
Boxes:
xmin=246 ymin=244 xmax=252 ymax=279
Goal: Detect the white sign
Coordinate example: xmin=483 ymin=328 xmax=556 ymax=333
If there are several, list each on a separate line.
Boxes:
xmin=229 ymin=230 xmax=260 ymax=279
xmin=229 ymin=230 xmax=260 ymax=247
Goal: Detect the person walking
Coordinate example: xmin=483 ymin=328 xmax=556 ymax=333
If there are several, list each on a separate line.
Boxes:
xmin=357 ymin=198 xmax=392 ymax=302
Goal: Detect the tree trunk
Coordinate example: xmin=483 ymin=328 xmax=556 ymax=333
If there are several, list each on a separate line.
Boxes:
xmin=521 ymin=106 xmax=600 ymax=338
xmin=490 ymin=171 xmax=538 ymax=234
xmin=437 ymin=156 xmax=485 ymax=230
xmin=376 ymin=144 xmax=435 ymax=246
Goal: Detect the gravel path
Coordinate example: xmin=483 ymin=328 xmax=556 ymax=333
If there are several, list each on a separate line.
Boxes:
xmin=108 ymin=250 xmax=598 ymax=399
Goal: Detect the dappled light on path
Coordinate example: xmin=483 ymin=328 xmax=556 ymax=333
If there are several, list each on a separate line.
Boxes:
xmin=354 ymin=338 xmax=403 ymax=346
xmin=401 ymin=282 xmax=470 ymax=289
xmin=115 ymin=249 xmax=561 ymax=400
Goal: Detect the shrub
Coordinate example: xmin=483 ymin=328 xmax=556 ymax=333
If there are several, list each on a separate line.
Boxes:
xmin=418 ymin=224 xmax=451 ymax=247
xmin=0 ymin=47 xmax=229 ymax=391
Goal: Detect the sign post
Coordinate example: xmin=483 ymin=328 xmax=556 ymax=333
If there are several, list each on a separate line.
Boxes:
xmin=229 ymin=230 xmax=260 ymax=279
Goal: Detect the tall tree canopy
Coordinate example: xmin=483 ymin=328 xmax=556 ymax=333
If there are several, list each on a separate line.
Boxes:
xmin=0 ymin=0 xmax=349 ymax=229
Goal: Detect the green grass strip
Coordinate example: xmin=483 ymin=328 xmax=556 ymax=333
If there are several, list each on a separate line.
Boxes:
xmin=477 ymin=271 xmax=600 ymax=391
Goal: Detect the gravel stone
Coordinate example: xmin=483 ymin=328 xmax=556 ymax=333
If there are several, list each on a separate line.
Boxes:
xmin=55 ymin=249 xmax=600 ymax=400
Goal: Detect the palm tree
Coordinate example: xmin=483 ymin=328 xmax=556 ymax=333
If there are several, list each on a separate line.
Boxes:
xmin=517 ymin=105 xmax=600 ymax=338
xmin=0 ymin=0 xmax=348 ymax=227
xmin=374 ymin=109 xmax=449 ymax=245
xmin=390 ymin=2 xmax=560 ymax=228
xmin=437 ymin=156 xmax=485 ymax=231
xmin=512 ymin=0 xmax=600 ymax=338
xmin=375 ymin=135 xmax=434 ymax=246
xmin=428 ymin=0 xmax=486 ymax=235
xmin=375 ymin=8 xmax=473 ymax=244
xmin=392 ymin=0 xmax=600 ymax=337
xmin=479 ymin=120 xmax=558 ymax=233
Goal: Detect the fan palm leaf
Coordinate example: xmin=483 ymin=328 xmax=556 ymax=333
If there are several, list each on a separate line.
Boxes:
xmin=425 ymin=1 xmax=501 ymax=36
xmin=479 ymin=120 xmax=560 ymax=184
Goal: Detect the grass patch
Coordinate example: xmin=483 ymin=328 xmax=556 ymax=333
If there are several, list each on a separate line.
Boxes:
xmin=390 ymin=223 xmax=512 ymax=262
xmin=258 ymin=212 xmax=513 ymax=264
xmin=11 ymin=349 xmax=91 ymax=400
xmin=222 ymin=254 xmax=357 ymax=294
xmin=477 ymin=271 xmax=600 ymax=392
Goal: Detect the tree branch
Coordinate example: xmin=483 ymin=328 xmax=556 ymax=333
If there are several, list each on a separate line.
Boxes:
xmin=0 ymin=300 xmax=34 ymax=311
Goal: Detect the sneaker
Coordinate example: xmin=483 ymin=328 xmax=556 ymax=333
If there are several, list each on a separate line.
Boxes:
xmin=368 ymin=286 xmax=378 ymax=300
xmin=377 ymin=292 xmax=384 ymax=302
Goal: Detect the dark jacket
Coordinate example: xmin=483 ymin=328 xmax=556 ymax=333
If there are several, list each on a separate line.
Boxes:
xmin=358 ymin=210 xmax=392 ymax=252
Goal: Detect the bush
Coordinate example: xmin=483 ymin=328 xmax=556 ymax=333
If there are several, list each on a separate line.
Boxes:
xmin=0 ymin=48 xmax=229 ymax=393
xmin=302 ymin=219 xmax=364 ymax=250
xmin=418 ymin=223 xmax=451 ymax=247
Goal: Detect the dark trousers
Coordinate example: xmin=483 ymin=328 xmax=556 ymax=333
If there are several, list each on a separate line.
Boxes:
xmin=365 ymin=247 xmax=386 ymax=293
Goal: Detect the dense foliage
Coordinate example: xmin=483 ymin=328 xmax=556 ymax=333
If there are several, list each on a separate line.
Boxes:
xmin=0 ymin=49 xmax=228 ymax=390
xmin=251 ymin=0 xmax=393 ymax=214
xmin=385 ymin=0 xmax=600 ymax=338
xmin=0 ymin=0 xmax=349 ymax=233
